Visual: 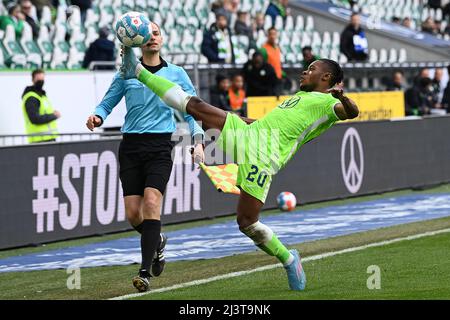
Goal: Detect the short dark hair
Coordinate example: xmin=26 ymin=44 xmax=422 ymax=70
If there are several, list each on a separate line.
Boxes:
xmin=32 ymin=69 xmax=44 ymax=79
xmin=267 ymin=27 xmax=277 ymax=33
xmin=318 ymin=59 xmax=343 ymax=87
xmin=302 ymin=46 xmax=312 ymax=53
xmin=7 ymin=2 xmax=19 ymax=15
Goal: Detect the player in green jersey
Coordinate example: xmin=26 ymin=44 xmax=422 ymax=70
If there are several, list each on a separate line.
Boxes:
xmin=120 ymin=46 xmax=359 ymax=291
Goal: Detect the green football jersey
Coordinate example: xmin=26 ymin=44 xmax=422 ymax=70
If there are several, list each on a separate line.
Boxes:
xmin=253 ymin=91 xmax=341 ymax=172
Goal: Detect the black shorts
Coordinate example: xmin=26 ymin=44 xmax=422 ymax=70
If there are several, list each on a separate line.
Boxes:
xmin=119 ymin=133 xmax=175 ymax=196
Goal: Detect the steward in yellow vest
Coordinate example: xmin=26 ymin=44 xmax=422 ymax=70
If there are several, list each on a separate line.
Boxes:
xmin=21 ymin=69 xmax=60 ymax=143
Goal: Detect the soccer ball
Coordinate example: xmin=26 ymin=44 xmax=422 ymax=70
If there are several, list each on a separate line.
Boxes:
xmin=115 ymin=12 xmax=152 ymax=47
xmin=276 ymin=192 xmax=297 ymax=211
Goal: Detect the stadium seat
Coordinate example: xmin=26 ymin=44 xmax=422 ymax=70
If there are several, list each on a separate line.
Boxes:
xmin=37 ymin=25 xmax=53 ymax=68
xmin=378 ymin=48 xmax=388 ymax=63
xmin=338 ymin=53 xmax=348 ymax=64
xmin=2 ymin=25 xmax=27 ymax=69
xmin=369 ymin=48 xmax=378 ymax=63
xmin=0 ymin=44 xmax=6 ymax=68
xmin=294 ymin=15 xmax=304 ymax=32
xmin=300 ymin=32 xmax=312 ymax=47
xmin=388 ymin=48 xmax=398 ymax=63
xmin=68 ymin=26 xmax=86 ymax=69
xmin=329 ymin=48 xmax=339 ymax=62
xmin=264 ymin=15 xmax=272 ymax=30
xmin=311 ymin=31 xmax=322 ymax=52
xmin=398 ymin=48 xmax=408 ymax=63
xmin=285 ymin=15 xmax=294 ymax=32
xmin=20 ymin=23 xmax=42 ymax=68
xmin=40 ymin=6 xmax=53 ymax=32
xmin=67 ymin=5 xmax=82 ymax=32
xmin=51 ymin=24 xmax=70 ymax=69
xmin=84 ymin=9 xmax=99 ymax=29
xmin=275 ymin=15 xmax=284 ymax=31
xmin=305 ymin=16 xmax=314 ymax=32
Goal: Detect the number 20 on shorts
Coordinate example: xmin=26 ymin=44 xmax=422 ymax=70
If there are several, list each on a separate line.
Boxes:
xmin=246 ymin=165 xmax=268 ymax=187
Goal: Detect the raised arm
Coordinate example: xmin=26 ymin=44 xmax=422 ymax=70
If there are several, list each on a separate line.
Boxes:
xmin=328 ymin=87 xmax=359 ymax=120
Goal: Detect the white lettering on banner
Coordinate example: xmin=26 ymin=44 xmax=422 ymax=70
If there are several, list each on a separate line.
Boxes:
xmin=31 ymin=148 xmax=201 ymax=234
xmin=96 ymin=151 xmax=117 ymax=225
xmin=59 ymin=154 xmax=81 ymax=230
xmin=32 ymin=152 xmax=124 ymax=233
xmin=32 ymin=156 xmax=59 ymax=233
xmin=79 ymin=153 xmax=98 ymax=227
xmin=164 ymin=146 xmax=202 ymax=215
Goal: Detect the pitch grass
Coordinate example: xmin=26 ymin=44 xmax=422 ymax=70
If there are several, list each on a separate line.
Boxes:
xmin=137 ymin=231 xmax=450 ymax=300
xmin=1 ymin=183 xmax=449 ymax=260
xmin=1 ymin=215 xmax=450 ymax=300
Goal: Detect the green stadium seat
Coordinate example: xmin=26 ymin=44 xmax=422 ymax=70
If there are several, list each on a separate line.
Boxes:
xmin=20 ymin=23 xmax=42 ymax=68
xmin=2 ymin=25 xmax=27 ymax=68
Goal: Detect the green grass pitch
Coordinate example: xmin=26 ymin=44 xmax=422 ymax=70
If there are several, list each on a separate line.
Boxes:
xmin=1 ymin=185 xmax=450 ymax=300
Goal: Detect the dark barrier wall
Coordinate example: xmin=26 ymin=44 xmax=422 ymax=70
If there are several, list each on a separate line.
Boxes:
xmin=1 ymin=116 xmax=450 ymax=249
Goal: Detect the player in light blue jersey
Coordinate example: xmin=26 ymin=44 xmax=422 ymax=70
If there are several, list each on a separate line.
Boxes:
xmin=86 ymin=22 xmax=205 ymax=292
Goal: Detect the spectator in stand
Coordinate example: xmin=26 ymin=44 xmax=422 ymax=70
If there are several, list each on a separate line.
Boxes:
xmin=265 ymin=0 xmax=289 ymax=26
xmin=413 ymin=68 xmax=430 ymax=85
xmin=404 ymin=77 xmax=435 ymax=116
xmin=242 ymin=51 xmax=278 ymax=96
xmin=391 ymin=16 xmax=401 ymax=24
xmin=82 ymin=27 xmax=115 ymax=70
xmin=421 ymin=17 xmax=438 ymax=34
xmin=442 ymin=65 xmax=450 ymax=113
xmin=212 ymin=0 xmax=239 ymax=23
xmin=31 ymin=0 xmax=53 ymax=20
xmin=70 ymin=0 xmax=92 ymax=25
xmin=228 ymin=73 xmax=246 ymax=116
xmin=260 ymin=27 xmax=284 ymax=96
xmin=201 ymin=9 xmax=235 ymax=63
xmin=20 ymin=0 xmax=39 ymax=40
xmin=224 ymin=0 xmax=240 ymax=15
xmin=235 ymin=10 xmax=252 ymax=38
xmin=209 ymin=74 xmax=232 ymax=111
xmin=0 ymin=3 xmax=25 ymax=39
xmin=253 ymin=12 xmax=266 ymax=35
xmin=386 ymin=70 xmax=406 ymax=91
xmin=340 ymin=12 xmax=369 ymax=62
xmin=301 ymin=46 xmax=320 ymax=70
xmin=444 ymin=3 xmax=450 ymax=21
xmin=427 ymin=0 xmax=442 ymax=10
xmin=402 ymin=17 xmax=413 ymax=29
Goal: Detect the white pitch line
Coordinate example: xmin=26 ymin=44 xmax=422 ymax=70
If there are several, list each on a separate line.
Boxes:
xmin=109 ymin=227 xmax=450 ymax=300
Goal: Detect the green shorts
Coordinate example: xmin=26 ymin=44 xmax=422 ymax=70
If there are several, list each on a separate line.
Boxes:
xmin=216 ymin=113 xmax=273 ymax=203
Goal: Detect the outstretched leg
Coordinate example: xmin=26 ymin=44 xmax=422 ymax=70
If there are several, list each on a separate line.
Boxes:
xmin=121 ymin=46 xmax=227 ymax=130
xmin=236 ymin=190 xmax=306 ymax=291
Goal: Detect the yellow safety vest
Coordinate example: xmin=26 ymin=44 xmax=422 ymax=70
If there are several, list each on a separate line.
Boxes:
xmin=22 ymin=91 xmax=58 ymax=143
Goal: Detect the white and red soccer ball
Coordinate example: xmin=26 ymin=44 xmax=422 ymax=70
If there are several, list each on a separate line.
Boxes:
xmin=115 ymin=12 xmax=152 ymax=47
xmin=276 ymin=192 xmax=297 ymax=211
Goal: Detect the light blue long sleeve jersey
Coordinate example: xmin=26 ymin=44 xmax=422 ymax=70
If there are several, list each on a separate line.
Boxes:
xmin=94 ymin=61 xmax=204 ymax=140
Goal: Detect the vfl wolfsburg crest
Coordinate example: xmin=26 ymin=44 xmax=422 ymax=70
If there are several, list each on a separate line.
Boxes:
xmin=278 ymin=96 xmax=301 ymax=109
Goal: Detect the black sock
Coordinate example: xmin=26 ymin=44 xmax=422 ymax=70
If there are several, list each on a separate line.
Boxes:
xmin=140 ymin=219 xmax=161 ymax=274
xmin=133 ymin=222 xmax=143 ymax=234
